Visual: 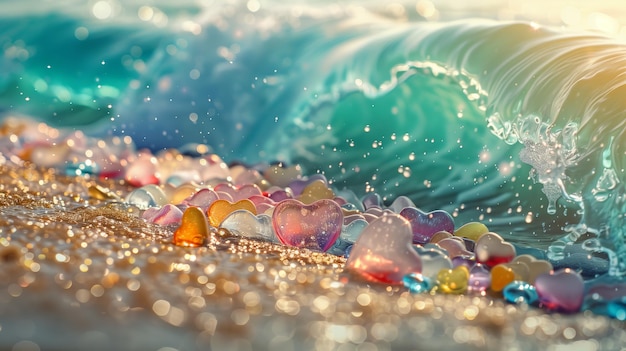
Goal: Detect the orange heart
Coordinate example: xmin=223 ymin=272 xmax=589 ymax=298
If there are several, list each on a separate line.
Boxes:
xmin=207 ymin=199 xmax=257 ymax=227
xmin=173 ymin=207 xmax=209 ymax=247
xmin=436 ymin=266 xmax=469 ymax=294
xmin=490 ymin=262 xmax=529 ymax=292
xmin=298 ymin=179 xmax=335 ymax=204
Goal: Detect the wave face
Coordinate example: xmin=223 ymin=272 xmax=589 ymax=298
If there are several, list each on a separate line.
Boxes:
xmin=1 ymin=1 xmax=626 ymax=271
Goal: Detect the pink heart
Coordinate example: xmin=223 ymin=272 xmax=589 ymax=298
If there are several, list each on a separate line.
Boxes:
xmin=214 ymin=183 xmax=262 ymax=201
xmin=399 ymin=207 xmax=455 ymax=244
xmin=125 ymin=151 xmax=160 ymax=187
xmin=182 ymin=188 xmax=219 ymax=212
xmin=248 ymin=195 xmax=276 ymax=211
xmin=346 ymin=214 xmax=422 ymax=285
xmin=474 ymin=232 xmax=516 ymax=267
xmin=235 ymin=170 xmax=263 ymax=186
xmin=142 ymin=204 xmax=183 ymax=226
xmin=272 ymin=199 xmax=343 ymax=252
xmin=535 ymin=268 xmax=584 ymax=313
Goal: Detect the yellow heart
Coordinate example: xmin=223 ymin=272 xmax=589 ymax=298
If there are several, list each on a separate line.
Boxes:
xmin=436 ymin=266 xmax=469 ymax=294
xmin=207 ymin=199 xmax=257 ymax=227
xmin=298 ymin=180 xmax=335 ymax=204
xmin=454 ymin=222 xmax=489 ymax=241
xmin=173 ymin=207 xmax=209 ymax=247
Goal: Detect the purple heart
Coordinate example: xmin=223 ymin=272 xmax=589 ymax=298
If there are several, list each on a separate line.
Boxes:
xmin=272 ymin=199 xmax=343 ymax=252
xmin=269 ymin=189 xmax=292 ymax=202
xmin=346 ymin=214 xmax=422 ymax=285
xmin=288 ymin=174 xmax=327 ymax=196
xmin=400 ymin=207 xmax=455 ymax=244
xmin=361 ymin=193 xmax=383 ymax=210
xmin=535 ymin=268 xmax=584 ymax=313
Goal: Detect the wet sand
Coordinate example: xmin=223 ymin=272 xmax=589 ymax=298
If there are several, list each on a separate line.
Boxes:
xmin=0 ymin=162 xmax=624 ymax=351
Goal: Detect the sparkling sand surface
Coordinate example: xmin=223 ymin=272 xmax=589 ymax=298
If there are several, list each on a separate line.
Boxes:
xmin=0 ymin=163 xmax=624 ymax=351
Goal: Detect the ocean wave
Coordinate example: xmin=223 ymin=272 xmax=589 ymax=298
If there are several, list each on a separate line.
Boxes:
xmin=1 ymin=2 xmax=626 ymax=270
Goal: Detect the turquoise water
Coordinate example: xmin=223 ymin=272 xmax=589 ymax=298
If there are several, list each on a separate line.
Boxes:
xmin=1 ymin=1 xmax=626 ymax=274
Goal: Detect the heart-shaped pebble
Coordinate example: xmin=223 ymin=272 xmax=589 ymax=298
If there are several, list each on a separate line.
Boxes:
xmin=535 ymin=268 xmax=584 ymax=313
xmin=298 ymin=180 xmax=336 ymax=204
xmin=272 ymin=199 xmax=343 ymax=252
xmin=214 ymin=183 xmax=262 ymax=202
xmin=413 ymin=245 xmax=453 ymax=279
xmin=400 ymin=207 xmax=455 ymax=244
xmin=436 ymin=266 xmax=469 ymax=294
xmin=220 ymin=210 xmax=277 ymax=242
xmin=429 ymin=231 xmax=453 ymax=243
xmin=437 ymin=238 xmax=474 ymax=258
xmin=468 ymin=263 xmax=491 ymax=293
xmin=268 ymin=188 xmax=292 ymax=202
xmin=503 ymin=281 xmax=538 ymax=305
xmin=264 ymin=164 xmax=302 ymax=188
xmin=125 ymin=152 xmax=160 ymax=187
xmin=207 ymin=199 xmax=257 ymax=227
xmin=343 ymin=214 xmax=366 ymax=225
xmin=389 ymin=196 xmax=416 ymax=213
xmin=452 ymin=256 xmax=477 ymax=269
xmin=475 ymin=232 xmax=516 ymax=267
xmin=490 ymin=262 xmax=529 ymax=292
xmin=403 ymin=273 xmax=433 ymax=294
xmin=335 ymin=189 xmax=363 ymax=211
xmin=199 ymin=154 xmax=230 ymax=182
xmin=126 ymin=186 xmax=166 ymax=210
xmin=248 ymin=195 xmax=276 ymax=214
xmin=182 ymin=188 xmax=219 ymax=212
xmin=142 ymin=204 xmax=183 ymax=226
xmin=512 ymin=254 xmax=553 ymax=284
xmin=173 ymin=207 xmax=209 ymax=247
xmin=169 ymin=183 xmax=198 ymax=205
xmin=288 ymin=174 xmax=327 ymax=196
xmin=346 ymin=214 xmax=422 ymax=284
xmin=454 ymin=222 xmax=489 ymax=241
xmin=607 ymin=298 xmax=626 ymax=320
xmin=233 ymin=168 xmax=263 ymax=186
xmin=341 ymin=218 xmax=368 ymax=243
xmin=361 ymin=193 xmax=383 ymax=210
xmin=365 ymin=207 xmax=396 ymax=219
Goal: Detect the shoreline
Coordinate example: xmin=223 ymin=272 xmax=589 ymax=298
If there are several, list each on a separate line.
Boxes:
xmin=0 ymin=162 xmax=624 ymax=350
